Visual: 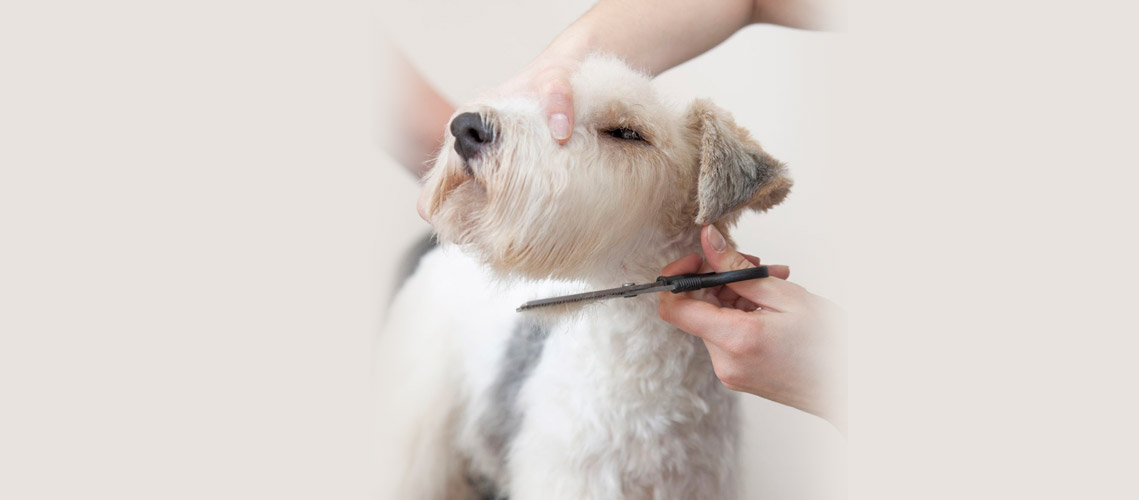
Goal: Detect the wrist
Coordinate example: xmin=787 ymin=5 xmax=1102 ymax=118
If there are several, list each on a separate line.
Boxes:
xmin=814 ymin=398 xmax=846 ymax=434
xmin=540 ymin=23 xmax=595 ymax=64
xmin=811 ymin=374 xmax=847 ymax=434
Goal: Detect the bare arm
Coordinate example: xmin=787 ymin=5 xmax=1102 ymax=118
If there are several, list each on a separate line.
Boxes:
xmin=383 ymin=51 xmax=456 ymax=179
xmin=389 ymin=0 xmax=830 ymax=171
xmin=503 ymin=0 xmax=832 ymax=143
xmin=545 ymin=0 xmax=758 ymax=78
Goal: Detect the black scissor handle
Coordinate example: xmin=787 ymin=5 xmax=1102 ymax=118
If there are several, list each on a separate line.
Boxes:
xmin=656 ymin=266 xmax=770 ymax=293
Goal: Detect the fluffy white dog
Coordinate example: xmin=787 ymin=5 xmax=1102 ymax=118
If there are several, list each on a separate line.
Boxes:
xmin=376 ymin=55 xmax=791 ymax=500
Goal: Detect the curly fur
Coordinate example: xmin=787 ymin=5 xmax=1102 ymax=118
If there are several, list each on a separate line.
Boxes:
xmin=376 ymin=55 xmax=791 ymax=500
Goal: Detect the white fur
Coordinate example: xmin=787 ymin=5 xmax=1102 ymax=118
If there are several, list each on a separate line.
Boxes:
xmin=376 ymin=56 xmax=781 ymax=500
xmin=378 ymin=248 xmax=737 ymax=500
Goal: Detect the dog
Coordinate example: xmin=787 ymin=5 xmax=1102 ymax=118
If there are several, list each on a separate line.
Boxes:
xmin=376 ymin=55 xmax=792 ymax=500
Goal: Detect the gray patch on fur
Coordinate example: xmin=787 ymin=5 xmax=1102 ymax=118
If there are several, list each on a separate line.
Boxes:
xmin=475 ymin=321 xmax=549 ymax=497
xmin=467 ymin=472 xmax=508 ymax=500
xmin=389 ymin=232 xmax=437 ymax=303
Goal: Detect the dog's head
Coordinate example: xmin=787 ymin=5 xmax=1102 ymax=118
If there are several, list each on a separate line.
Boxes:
xmin=422 ymin=55 xmax=791 ymax=280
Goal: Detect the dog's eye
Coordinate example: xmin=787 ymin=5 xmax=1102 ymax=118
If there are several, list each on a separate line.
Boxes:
xmin=604 ymin=127 xmax=646 ymax=142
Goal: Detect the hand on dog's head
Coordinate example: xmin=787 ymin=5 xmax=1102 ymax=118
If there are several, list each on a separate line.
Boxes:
xmin=423 ymin=55 xmax=791 ymax=282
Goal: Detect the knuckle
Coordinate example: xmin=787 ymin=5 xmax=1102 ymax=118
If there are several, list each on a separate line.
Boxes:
xmin=721 ymin=316 xmax=763 ymax=357
xmin=730 ymin=340 xmax=759 ymax=359
xmin=715 ymin=364 xmax=744 ymax=389
xmin=720 ymin=337 xmax=750 ymax=359
xmin=720 ymin=380 xmax=744 ymax=392
xmin=744 ymin=313 xmax=766 ymax=333
xmin=541 ymin=78 xmax=572 ymax=99
xmin=729 ymin=253 xmax=754 ymax=270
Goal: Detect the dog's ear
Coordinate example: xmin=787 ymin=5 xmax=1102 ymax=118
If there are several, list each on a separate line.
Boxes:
xmin=686 ymin=99 xmax=792 ymax=225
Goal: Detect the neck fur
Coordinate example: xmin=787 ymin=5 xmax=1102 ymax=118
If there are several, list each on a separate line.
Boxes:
xmin=581 ymin=227 xmax=705 ymax=287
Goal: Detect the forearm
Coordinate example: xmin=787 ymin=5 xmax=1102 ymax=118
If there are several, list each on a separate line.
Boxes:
xmin=540 ymin=0 xmax=828 ymax=77
xmin=543 ymin=0 xmax=754 ymax=76
xmin=402 ymin=67 xmax=454 ymax=179
xmin=384 ymin=51 xmax=455 ymax=179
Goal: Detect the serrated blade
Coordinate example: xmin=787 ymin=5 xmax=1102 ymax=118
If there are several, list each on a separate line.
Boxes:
xmin=516 ymin=282 xmax=675 ymax=312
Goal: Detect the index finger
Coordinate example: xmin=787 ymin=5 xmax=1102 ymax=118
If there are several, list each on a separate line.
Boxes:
xmin=658 ymin=288 xmax=757 ymax=346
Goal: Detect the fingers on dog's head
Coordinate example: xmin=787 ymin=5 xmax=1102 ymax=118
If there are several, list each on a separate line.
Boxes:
xmin=542 ymin=79 xmax=575 ymax=144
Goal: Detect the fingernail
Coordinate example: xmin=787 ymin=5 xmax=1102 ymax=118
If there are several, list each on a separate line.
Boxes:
xmin=549 ymin=113 xmax=571 ymax=141
xmin=708 ymin=225 xmax=727 ymax=252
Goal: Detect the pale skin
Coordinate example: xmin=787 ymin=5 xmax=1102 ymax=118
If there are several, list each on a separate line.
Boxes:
xmin=394 ymin=0 xmax=831 ymax=173
xmin=658 ymin=225 xmax=845 ymax=432
xmin=387 ymin=51 xmax=456 ymax=179
xmin=393 ymin=0 xmax=844 ymax=429
xmin=497 ymin=0 xmax=830 ymax=144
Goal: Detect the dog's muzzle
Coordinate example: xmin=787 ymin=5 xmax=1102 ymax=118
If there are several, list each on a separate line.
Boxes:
xmin=450 ymin=112 xmax=497 ymax=162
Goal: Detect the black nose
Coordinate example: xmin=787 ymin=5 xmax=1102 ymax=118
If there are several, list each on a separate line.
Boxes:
xmin=450 ymin=112 xmax=496 ymax=161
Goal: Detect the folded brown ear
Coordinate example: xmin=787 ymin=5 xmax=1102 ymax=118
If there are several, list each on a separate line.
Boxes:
xmin=687 ymin=99 xmax=792 ymax=225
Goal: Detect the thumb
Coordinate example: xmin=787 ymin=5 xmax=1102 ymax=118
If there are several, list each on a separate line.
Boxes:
xmin=702 ymin=224 xmax=758 ymax=273
xmin=701 ymin=225 xmax=795 ymax=311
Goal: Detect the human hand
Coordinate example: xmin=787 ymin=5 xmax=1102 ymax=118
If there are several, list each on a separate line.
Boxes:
xmin=489 ymin=49 xmax=583 ymax=145
xmin=658 ymin=225 xmax=846 ymax=430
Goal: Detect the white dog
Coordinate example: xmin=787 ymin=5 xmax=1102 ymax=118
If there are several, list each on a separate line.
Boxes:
xmin=376 ymin=55 xmax=791 ymax=500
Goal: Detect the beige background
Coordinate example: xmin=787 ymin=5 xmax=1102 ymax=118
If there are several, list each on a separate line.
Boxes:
xmin=382 ymin=0 xmax=845 ymax=498
xmin=2 ymin=0 xmax=1137 ymax=499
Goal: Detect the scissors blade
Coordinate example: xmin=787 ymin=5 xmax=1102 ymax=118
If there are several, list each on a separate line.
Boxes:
xmin=516 ymin=282 xmax=675 ymax=312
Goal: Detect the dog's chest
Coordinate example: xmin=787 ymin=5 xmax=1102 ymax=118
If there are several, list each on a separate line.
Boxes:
xmin=403 ymin=249 xmax=736 ymax=496
xmin=459 ymin=292 xmax=731 ymax=492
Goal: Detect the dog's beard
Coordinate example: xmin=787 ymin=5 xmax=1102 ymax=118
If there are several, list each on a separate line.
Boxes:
xmin=424 ymin=154 xmax=475 ymax=220
xmin=425 ymin=142 xmax=684 ymax=282
xmin=427 ymin=165 xmax=610 ymax=281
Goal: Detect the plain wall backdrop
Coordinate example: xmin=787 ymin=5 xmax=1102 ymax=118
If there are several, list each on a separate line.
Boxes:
xmin=381 ymin=0 xmax=845 ymax=498
xmin=2 ymin=0 xmax=1137 ymax=499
